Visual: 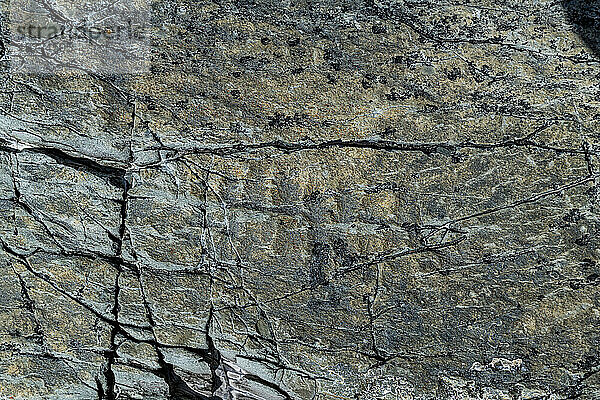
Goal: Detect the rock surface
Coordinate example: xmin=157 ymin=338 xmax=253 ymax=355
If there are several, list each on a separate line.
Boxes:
xmin=1 ymin=0 xmax=600 ymax=399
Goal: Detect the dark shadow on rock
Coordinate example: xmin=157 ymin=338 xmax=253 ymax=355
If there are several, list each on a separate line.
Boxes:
xmin=562 ymin=0 xmax=600 ymax=56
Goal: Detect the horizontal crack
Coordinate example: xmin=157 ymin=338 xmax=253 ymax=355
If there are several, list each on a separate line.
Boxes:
xmin=0 ymin=142 xmax=127 ymax=188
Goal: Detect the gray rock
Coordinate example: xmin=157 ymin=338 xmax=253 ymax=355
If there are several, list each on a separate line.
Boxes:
xmin=1 ymin=0 xmax=600 ymax=399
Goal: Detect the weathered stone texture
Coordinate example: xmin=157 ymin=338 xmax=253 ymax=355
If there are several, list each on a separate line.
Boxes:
xmin=1 ymin=0 xmax=600 ymax=399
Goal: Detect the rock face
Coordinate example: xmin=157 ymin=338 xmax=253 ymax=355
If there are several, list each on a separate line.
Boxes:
xmin=1 ymin=0 xmax=600 ymax=399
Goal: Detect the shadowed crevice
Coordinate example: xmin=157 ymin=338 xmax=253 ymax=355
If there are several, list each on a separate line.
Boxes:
xmin=562 ymin=0 xmax=600 ymax=56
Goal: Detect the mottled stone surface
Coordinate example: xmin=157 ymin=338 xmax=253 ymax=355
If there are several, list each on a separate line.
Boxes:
xmin=1 ymin=0 xmax=600 ymax=399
